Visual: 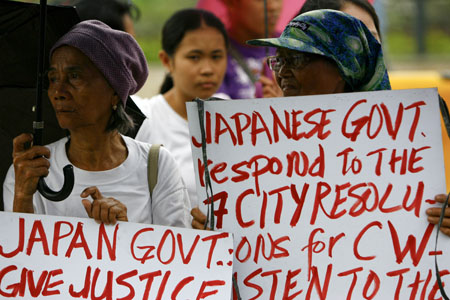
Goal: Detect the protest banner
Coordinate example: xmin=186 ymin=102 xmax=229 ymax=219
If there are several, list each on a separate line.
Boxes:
xmin=0 ymin=212 xmax=234 ymax=299
xmin=186 ymin=88 xmax=450 ymax=299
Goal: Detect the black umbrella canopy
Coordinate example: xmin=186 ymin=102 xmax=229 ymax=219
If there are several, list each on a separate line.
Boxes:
xmin=0 ymin=1 xmax=80 ymax=88
xmin=0 ymin=1 xmax=80 ymax=209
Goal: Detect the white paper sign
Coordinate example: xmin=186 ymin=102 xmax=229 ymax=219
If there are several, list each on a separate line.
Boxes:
xmin=187 ymin=88 xmax=450 ymax=299
xmin=0 ymin=212 xmax=234 ymax=299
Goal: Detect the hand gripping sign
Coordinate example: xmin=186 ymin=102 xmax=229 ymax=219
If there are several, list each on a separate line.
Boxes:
xmin=0 ymin=212 xmax=234 ymax=299
xmin=187 ymin=88 xmax=450 ymax=300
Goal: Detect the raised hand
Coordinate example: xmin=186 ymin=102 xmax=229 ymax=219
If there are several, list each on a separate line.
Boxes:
xmin=81 ymin=186 xmax=128 ymax=225
xmin=259 ymin=59 xmax=282 ymax=98
xmin=427 ymin=194 xmax=450 ymax=236
xmin=191 ymin=207 xmax=210 ymax=230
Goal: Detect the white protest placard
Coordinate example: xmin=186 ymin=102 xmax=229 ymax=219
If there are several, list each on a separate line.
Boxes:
xmin=0 ymin=212 xmax=234 ymax=299
xmin=187 ymin=88 xmax=450 ymax=299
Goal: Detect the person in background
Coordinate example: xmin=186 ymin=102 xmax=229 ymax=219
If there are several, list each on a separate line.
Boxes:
xmin=75 ymin=0 xmax=140 ymax=36
xmin=215 ymin=0 xmax=282 ymax=99
xmin=132 ymin=9 xmax=228 ymax=225
xmin=300 ymin=0 xmax=380 ymax=42
xmin=260 ymin=0 xmax=382 ymax=98
xmin=3 ymin=20 xmax=191 ymax=227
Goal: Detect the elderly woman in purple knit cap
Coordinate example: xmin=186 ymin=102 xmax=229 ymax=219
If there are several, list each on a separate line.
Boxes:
xmin=3 ymin=20 xmax=191 ymax=227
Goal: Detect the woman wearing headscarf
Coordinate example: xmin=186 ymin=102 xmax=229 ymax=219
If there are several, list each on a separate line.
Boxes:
xmin=259 ymin=0 xmax=382 ymax=98
xmin=248 ymin=9 xmax=450 ymax=236
xmin=248 ymin=9 xmax=390 ymax=95
xmin=3 ymin=20 xmax=191 ymax=227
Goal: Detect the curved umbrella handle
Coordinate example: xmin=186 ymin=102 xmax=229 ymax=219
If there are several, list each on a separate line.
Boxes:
xmin=37 ymin=165 xmax=74 ymax=201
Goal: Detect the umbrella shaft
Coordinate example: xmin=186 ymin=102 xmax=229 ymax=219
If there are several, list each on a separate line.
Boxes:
xmin=34 ymin=0 xmax=47 ymax=146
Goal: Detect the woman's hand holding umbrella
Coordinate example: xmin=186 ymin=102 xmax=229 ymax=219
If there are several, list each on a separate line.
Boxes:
xmin=12 ymin=133 xmax=50 ymax=212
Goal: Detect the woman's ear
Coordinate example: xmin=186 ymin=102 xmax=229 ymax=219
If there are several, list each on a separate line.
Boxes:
xmin=158 ymin=50 xmax=173 ymax=73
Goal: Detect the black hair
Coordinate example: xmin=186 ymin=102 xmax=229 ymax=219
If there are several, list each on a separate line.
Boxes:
xmin=106 ymin=100 xmax=134 ymax=134
xmin=299 ymin=0 xmax=381 ymax=40
xmin=159 ymin=8 xmax=229 ymax=94
xmin=75 ymin=0 xmax=140 ymax=32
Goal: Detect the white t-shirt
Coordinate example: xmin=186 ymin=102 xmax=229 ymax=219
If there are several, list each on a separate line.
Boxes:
xmin=133 ymin=94 xmax=199 ymax=209
xmin=3 ymin=135 xmax=191 ymax=227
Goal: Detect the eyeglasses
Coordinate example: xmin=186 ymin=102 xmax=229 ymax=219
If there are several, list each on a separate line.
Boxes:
xmin=266 ymin=54 xmax=314 ymax=72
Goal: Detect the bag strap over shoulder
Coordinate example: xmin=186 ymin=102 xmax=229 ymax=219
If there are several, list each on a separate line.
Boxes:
xmin=148 ymin=144 xmax=161 ymax=199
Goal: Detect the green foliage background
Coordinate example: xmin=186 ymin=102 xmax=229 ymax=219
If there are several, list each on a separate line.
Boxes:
xmin=132 ymin=0 xmax=197 ymax=63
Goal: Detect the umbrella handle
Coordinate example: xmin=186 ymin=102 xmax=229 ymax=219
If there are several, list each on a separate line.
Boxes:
xmin=37 ymin=165 xmax=74 ymax=201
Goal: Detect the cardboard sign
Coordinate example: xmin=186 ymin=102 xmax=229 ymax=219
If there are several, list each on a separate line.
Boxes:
xmin=0 ymin=212 xmax=234 ymax=299
xmin=187 ymin=88 xmax=450 ymax=299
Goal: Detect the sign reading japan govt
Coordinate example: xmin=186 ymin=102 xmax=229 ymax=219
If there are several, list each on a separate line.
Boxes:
xmin=186 ymin=88 xmax=450 ymax=299
xmin=0 ymin=212 xmax=234 ymax=299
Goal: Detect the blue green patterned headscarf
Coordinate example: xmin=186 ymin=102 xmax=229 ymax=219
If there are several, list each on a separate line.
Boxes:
xmin=247 ymin=9 xmax=391 ymax=92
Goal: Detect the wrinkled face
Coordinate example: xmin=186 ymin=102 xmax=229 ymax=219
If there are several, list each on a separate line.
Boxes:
xmin=274 ymin=48 xmax=346 ymax=97
xmin=168 ymin=25 xmax=227 ymax=100
xmin=227 ymin=0 xmax=282 ymax=38
xmin=48 ymin=46 xmax=118 ymax=132
xmin=341 ymin=2 xmax=380 ymax=42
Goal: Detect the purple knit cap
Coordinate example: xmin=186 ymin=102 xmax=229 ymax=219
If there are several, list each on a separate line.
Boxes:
xmin=50 ymin=20 xmax=148 ymax=106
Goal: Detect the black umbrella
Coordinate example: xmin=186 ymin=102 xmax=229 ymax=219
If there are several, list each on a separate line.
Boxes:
xmin=0 ymin=0 xmax=80 ymax=207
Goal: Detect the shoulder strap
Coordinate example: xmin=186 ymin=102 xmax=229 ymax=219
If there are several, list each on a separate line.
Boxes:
xmin=148 ymin=144 xmax=161 ymax=199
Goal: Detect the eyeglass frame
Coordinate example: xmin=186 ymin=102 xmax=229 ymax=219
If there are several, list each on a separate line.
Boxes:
xmin=266 ymin=53 xmax=316 ymax=72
